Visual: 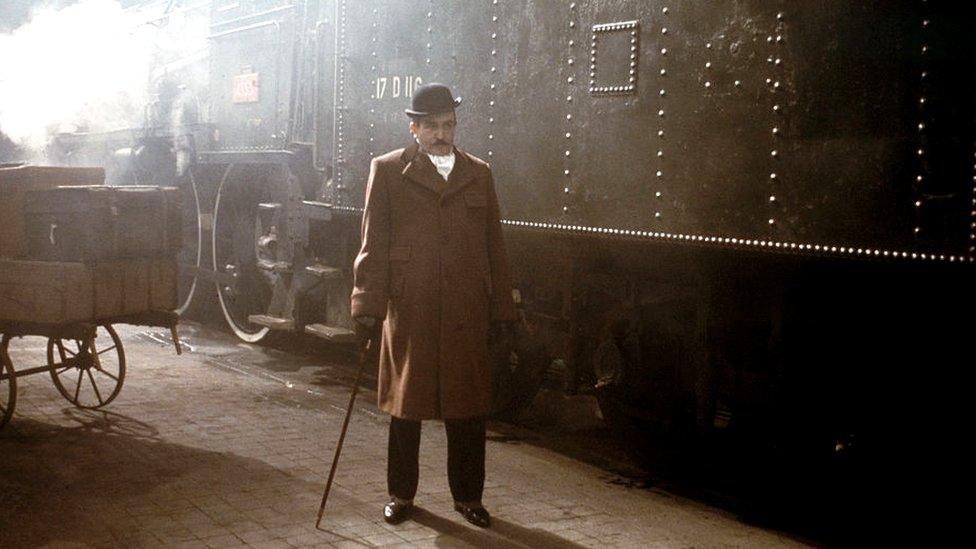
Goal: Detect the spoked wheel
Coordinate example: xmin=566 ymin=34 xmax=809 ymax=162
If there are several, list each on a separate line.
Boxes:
xmin=0 ymin=344 xmax=15 ymax=430
xmin=47 ymin=325 xmax=126 ymax=409
xmin=176 ymin=166 xmax=203 ymax=315
xmin=212 ymin=164 xmax=275 ymax=343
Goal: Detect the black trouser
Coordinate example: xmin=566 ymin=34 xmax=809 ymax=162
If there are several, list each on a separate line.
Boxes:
xmin=387 ymin=416 xmax=486 ymax=504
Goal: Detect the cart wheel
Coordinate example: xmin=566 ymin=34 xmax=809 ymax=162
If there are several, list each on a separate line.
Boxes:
xmin=47 ymin=325 xmax=126 ymax=409
xmin=0 ymin=343 xmax=15 ymax=430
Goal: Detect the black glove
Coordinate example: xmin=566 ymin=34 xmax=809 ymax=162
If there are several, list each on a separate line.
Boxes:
xmin=489 ymin=320 xmax=515 ymax=346
xmin=354 ymin=316 xmax=381 ymax=343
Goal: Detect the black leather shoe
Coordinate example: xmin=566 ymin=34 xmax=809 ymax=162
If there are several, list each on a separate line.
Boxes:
xmin=453 ymin=502 xmax=491 ymax=528
xmin=383 ymin=500 xmax=413 ymax=524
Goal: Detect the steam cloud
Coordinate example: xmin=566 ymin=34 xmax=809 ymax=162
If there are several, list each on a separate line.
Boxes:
xmin=0 ymin=0 xmax=208 ymax=154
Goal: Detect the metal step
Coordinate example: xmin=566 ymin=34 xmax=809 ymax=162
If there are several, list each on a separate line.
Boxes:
xmin=247 ymin=315 xmax=295 ymax=331
xmin=256 ymin=259 xmax=293 ymax=273
xmin=304 ymin=323 xmax=357 ymax=343
xmin=305 ymin=264 xmax=342 ymax=279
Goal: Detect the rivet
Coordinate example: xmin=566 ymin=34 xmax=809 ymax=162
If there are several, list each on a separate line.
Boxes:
xmin=659 ymin=89 xmax=666 ymax=96
xmin=915 ymin=200 xmax=923 ymax=207
xmin=704 ymin=81 xmax=711 ymax=88
xmin=661 ymin=48 xmax=668 ymax=55
xmin=567 ymin=95 xmax=572 ymax=102
xmin=923 ymin=19 xmax=930 ymax=28
xmin=492 ymin=32 xmax=497 ymax=39
xmin=772 ymin=127 xmax=780 ymax=135
xmin=771 ymin=150 xmax=778 ymax=157
xmin=777 ymin=12 xmax=784 ymax=21
xmin=662 ymin=28 xmax=668 ymax=34
xmin=705 ymin=42 xmax=712 ymax=49
xmin=565 ymin=187 xmax=570 ymax=193
xmin=774 ymin=58 xmax=781 ymax=65
xmin=705 ymin=62 xmax=711 ymax=69
xmin=567 ymin=76 xmax=574 ymax=83
xmin=489 ymin=100 xmax=495 ymax=106
xmin=920 ymin=97 xmax=926 ymax=105
xmin=565 ymin=150 xmax=571 ymax=157
xmin=489 ymin=135 xmax=493 ymax=140
xmin=663 ymin=7 xmax=669 ymax=14
xmin=769 ymin=195 xmax=776 ymax=202
xmin=660 ymin=69 xmax=667 ymax=76
xmin=776 ymin=35 xmax=783 ymax=43
xmin=491 ymin=67 xmax=496 ymax=72
xmin=657 ymin=150 xmax=663 ymax=157
xmin=917 ymin=148 xmax=924 ymax=156
xmin=773 ymin=104 xmax=781 ymax=112
xmin=658 ymin=109 xmax=665 ymax=116
xmin=566 ymin=132 xmax=572 ymax=138
xmin=563 ymin=206 xmax=569 ymax=213
xmin=570 ymin=21 xmax=575 ymax=28
xmin=492 ymin=16 xmax=498 ymax=22
xmin=490 ymin=83 xmax=495 ymax=89
xmin=655 ymin=191 xmax=662 ymax=197
xmin=656 ymin=171 xmax=663 ymax=177
xmin=655 ymin=212 xmax=661 ymax=218
xmin=770 ymin=173 xmax=777 ymax=180
xmin=489 ymin=117 xmax=494 ymax=123
xmin=568 ymin=40 xmax=574 ymax=47
xmin=921 ymin=45 xmax=928 ymax=54
xmin=564 ymin=169 xmax=570 ymax=175
xmin=766 ymin=78 xmax=773 ymax=84
xmin=657 ymin=130 xmax=664 ymax=137
xmin=918 ymin=123 xmax=925 ymax=131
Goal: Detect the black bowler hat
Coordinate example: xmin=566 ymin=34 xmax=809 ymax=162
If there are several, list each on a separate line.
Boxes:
xmin=405 ymin=83 xmax=462 ymax=117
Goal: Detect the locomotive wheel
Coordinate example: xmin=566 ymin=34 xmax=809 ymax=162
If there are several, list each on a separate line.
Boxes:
xmin=176 ymin=166 xmax=203 ymax=315
xmin=212 ymin=165 xmax=273 ymax=343
xmin=47 ymin=325 xmax=126 ymax=409
xmin=0 ymin=345 xmax=15 ymax=430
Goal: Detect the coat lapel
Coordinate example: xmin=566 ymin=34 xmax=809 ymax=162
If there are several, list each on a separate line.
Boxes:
xmin=401 ymin=143 xmax=444 ymax=196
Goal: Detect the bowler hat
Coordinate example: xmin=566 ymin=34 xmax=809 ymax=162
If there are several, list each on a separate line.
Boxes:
xmin=405 ymin=83 xmax=462 ymax=117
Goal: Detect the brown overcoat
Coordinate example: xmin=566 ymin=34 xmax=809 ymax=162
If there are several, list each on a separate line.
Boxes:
xmin=351 ymin=143 xmax=517 ymax=420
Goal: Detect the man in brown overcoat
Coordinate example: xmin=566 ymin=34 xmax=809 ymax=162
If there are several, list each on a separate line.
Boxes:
xmin=351 ymin=83 xmax=517 ymax=528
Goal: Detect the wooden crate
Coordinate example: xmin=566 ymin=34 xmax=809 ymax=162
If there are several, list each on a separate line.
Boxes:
xmin=24 ymin=185 xmax=180 ymax=261
xmin=0 ymin=256 xmax=179 ymax=325
xmin=0 ymin=165 xmax=104 ymax=258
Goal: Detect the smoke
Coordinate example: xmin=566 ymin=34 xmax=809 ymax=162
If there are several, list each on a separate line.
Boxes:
xmin=0 ymin=0 xmax=208 ymax=152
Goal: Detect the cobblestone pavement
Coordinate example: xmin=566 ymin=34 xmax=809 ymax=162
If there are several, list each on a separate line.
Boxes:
xmin=0 ymin=322 xmax=810 ymax=548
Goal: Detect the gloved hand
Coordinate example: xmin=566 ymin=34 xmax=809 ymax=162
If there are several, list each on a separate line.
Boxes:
xmin=489 ymin=320 xmax=515 ymax=346
xmin=354 ymin=316 xmax=381 ymax=344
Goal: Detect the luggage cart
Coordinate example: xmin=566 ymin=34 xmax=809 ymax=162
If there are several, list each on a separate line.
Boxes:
xmin=0 ymin=311 xmax=180 ymax=430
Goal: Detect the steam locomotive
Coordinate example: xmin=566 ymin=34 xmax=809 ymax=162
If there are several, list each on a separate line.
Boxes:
xmin=47 ymin=0 xmax=975 ymax=518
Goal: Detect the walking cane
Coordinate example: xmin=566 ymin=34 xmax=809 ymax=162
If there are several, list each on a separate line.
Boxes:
xmin=315 ymin=335 xmax=374 ymax=528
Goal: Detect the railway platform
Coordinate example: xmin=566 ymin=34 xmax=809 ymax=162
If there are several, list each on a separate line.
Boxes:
xmin=1 ymin=322 xmax=810 ymax=548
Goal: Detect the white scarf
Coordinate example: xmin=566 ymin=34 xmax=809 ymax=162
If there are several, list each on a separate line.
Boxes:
xmin=427 ymin=151 xmax=455 ymax=181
